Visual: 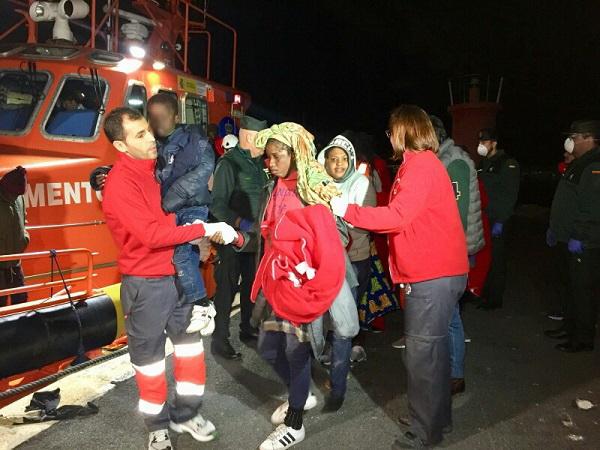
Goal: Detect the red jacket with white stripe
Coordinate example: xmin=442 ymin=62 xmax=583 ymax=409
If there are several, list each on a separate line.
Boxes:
xmin=252 ymin=204 xmax=345 ymax=324
xmin=102 ymin=153 xmax=206 ymax=277
xmin=344 ymin=150 xmax=468 ymax=284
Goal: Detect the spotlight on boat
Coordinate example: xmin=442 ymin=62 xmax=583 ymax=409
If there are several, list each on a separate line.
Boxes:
xmin=152 ymin=60 xmax=166 ymax=71
xmin=129 ymin=45 xmax=146 ymax=59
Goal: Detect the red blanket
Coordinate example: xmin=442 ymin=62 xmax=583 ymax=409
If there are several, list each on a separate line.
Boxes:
xmin=252 ymin=204 xmax=345 ymax=324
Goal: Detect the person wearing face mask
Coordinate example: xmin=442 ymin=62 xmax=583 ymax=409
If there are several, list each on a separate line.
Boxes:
xmin=476 ymin=128 xmax=520 ymax=310
xmin=430 ymin=115 xmax=485 ymax=396
xmin=0 ymin=166 xmax=29 ymax=306
xmin=544 ymin=120 xmax=600 ymax=353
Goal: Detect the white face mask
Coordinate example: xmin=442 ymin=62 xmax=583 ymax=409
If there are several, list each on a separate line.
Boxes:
xmin=564 ymin=137 xmax=575 ymax=154
xmin=477 ymin=143 xmax=489 ymax=157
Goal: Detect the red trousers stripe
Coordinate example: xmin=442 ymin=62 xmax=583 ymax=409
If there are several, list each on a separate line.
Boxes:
xmin=134 ymin=370 xmax=168 ymax=406
xmin=173 ymin=353 xmax=206 ymax=386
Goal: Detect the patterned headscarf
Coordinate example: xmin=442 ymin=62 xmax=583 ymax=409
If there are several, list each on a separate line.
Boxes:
xmin=255 ymin=122 xmax=340 ymax=207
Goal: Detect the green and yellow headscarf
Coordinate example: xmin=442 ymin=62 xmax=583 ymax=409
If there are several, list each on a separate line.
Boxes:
xmin=255 ymin=122 xmax=340 ymax=208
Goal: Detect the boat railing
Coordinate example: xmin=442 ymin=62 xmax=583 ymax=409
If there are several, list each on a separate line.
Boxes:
xmin=2 ymin=1 xmax=238 ymax=87
xmin=0 ymin=248 xmax=96 ymax=317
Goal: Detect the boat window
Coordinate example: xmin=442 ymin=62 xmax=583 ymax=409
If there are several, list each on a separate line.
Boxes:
xmin=21 ymin=45 xmax=79 ymax=60
xmin=0 ymin=70 xmax=50 ymax=134
xmin=44 ymin=76 xmax=108 ymax=139
xmin=89 ymin=50 xmax=124 ymax=66
xmin=184 ymin=95 xmax=208 ymax=134
xmin=126 ymin=84 xmax=147 ymax=116
xmin=0 ymin=44 xmax=25 ymax=58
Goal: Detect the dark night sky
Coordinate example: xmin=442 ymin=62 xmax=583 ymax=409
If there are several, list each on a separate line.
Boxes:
xmin=3 ymin=0 xmax=600 ymax=166
xmin=206 ymin=0 xmax=600 ymax=166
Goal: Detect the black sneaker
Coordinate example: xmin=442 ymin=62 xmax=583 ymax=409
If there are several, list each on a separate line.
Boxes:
xmin=211 ymin=339 xmax=241 ymax=360
xmin=451 ymin=378 xmax=465 ymax=396
xmin=555 ymin=341 xmax=594 ymax=353
xmin=392 ymin=431 xmax=428 ymax=449
xmin=544 ymin=328 xmax=569 ymax=339
xmin=239 ymin=326 xmax=259 ymax=341
xmin=322 ymin=394 xmax=344 ymax=413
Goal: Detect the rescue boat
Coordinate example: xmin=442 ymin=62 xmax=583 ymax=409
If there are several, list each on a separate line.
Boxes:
xmin=0 ymin=0 xmax=249 ymax=407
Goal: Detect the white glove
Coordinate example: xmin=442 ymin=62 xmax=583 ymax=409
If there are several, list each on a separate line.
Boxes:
xmin=202 ymin=222 xmax=238 ymax=245
xmin=330 ymin=195 xmax=349 ymax=217
xmin=186 ymin=303 xmax=216 ymax=335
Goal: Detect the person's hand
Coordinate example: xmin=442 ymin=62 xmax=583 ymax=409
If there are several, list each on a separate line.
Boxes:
xmin=209 ymin=231 xmax=225 ymax=245
xmin=567 ymin=238 xmax=584 ymax=255
xmin=468 ymin=254 xmax=476 ymax=268
xmin=546 ymin=228 xmax=557 ymax=247
xmin=95 ymin=173 xmax=107 ymax=191
xmin=203 ymin=222 xmax=237 ymax=245
xmin=330 ymin=195 xmax=349 ymax=217
xmin=196 ymin=237 xmax=212 ymax=262
xmin=491 ymin=222 xmax=503 ymax=238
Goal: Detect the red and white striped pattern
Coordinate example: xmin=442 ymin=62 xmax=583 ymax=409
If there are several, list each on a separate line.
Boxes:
xmin=133 ymin=359 xmax=167 ymax=415
xmin=173 ymin=340 xmax=206 ymax=397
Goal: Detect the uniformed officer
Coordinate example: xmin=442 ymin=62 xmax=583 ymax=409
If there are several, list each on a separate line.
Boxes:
xmin=210 ymin=115 xmax=269 ymax=359
xmin=545 ymin=120 xmax=600 ymax=353
xmin=476 ymin=128 xmax=520 ymax=310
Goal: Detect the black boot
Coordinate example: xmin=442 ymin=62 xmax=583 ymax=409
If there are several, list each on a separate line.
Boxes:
xmin=211 ymin=338 xmax=241 ymax=360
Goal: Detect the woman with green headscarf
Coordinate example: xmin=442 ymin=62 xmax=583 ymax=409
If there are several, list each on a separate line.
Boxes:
xmin=234 ymin=122 xmax=359 ymax=450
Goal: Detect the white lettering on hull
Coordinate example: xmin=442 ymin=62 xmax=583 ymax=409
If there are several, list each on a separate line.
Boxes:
xmin=24 ymin=182 xmax=103 ymax=208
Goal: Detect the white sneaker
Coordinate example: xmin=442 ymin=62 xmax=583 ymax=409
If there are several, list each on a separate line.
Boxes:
xmin=259 ymin=424 xmax=305 ymax=450
xmin=170 ymin=413 xmax=216 ymax=442
xmin=186 ymin=304 xmax=216 ymax=335
xmin=271 ymin=392 xmax=317 ymax=425
xmin=148 ymin=429 xmax=172 ymax=450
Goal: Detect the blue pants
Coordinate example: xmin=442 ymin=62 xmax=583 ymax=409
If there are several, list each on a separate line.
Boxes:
xmin=448 ymin=305 xmax=465 ymax=379
xmin=351 ymin=259 xmax=371 ymax=306
xmin=174 ymin=206 xmax=209 ymax=304
xmin=329 ymin=333 xmax=352 ymax=398
xmin=258 ymin=330 xmax=312 ymax=411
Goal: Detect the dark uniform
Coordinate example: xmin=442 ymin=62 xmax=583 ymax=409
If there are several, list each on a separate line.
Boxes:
xmin=549 ymin=146 xmax=600 ymax=350
xmin=479 ymin=149 xmax=520 ymax=308
xmin=210 ymin=116 xmax=268 ymax=357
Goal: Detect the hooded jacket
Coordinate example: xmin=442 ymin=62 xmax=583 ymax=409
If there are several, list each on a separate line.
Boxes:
xmin=156 ymin=124 xmax=215 ymax=213
xmin=317 ymin=135 xmax=376 ymax=262
xmin=438 ymin=138 xmax=485 ymax=255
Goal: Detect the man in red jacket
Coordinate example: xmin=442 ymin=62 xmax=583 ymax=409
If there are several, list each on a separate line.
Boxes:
xmin=101 ymin=107 xmax=237 ymax=450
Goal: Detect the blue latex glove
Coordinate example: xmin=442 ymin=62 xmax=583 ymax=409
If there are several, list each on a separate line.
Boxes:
xmin=239 ymin=218 xmax=254 ymax=232
xmin=546 ymin=228 xmax=557 ymax=247
xmin=491 ymin=222 xmax=503 ymax=238
xmin=567 ymin=238 xmax=584 ymax=254
xmin=468 ymin=255 xmax=476 ymax=268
